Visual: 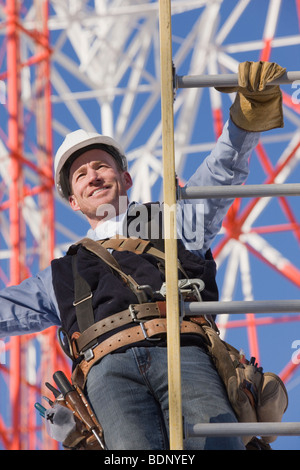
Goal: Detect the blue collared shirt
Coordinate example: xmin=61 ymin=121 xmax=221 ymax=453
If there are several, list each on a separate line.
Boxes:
xmin=0 ymin=119 xmax=259 ymax=337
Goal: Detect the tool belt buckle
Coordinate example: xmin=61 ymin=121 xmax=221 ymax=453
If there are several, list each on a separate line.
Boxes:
xmin=82 ymin=340 xmax=98 ymax=362
xmin=129 ymin=304 xmax=160 ymax=342
xmin=82 ymin=347 xmax=94 ymax=362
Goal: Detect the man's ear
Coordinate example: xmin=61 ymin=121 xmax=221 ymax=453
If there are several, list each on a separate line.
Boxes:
xmin=69 ymin=194 xmax=80 ymax=212
xmin=123 ymin=171 xmax=133 ymax=190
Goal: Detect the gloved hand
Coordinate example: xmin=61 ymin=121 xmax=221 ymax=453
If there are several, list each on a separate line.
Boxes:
xmin=216 ymin=61 xmax=286 ymax=132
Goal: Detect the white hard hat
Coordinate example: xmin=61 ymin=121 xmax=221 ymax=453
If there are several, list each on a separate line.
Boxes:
xmin=54 ymin=129 xmax=127 ymax=199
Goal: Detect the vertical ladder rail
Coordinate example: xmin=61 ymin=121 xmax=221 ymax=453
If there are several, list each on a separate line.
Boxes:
xmin=158 ymin=0 xmax=183 ymax=450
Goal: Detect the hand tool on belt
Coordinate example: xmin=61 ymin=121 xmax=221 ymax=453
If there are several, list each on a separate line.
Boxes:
xmin=53 ymin=370 xmax=105 ymax=449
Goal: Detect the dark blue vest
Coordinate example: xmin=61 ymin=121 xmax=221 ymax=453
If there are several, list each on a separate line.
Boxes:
xmin=51 ymin=203 xmax=218 ymax=347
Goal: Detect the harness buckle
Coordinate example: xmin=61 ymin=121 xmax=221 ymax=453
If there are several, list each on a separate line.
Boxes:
xmin=136 ymin=284 xmax=155 ymax=302
xmin=129 ymin=304 xmax=161 ymax=342
xmin=158 ymin=278 xmax=205 ymax=301
xmin=178 ymin=278 xmax=205 ymax=302
xmin=73 ymin=292 xmax=93 ymax=307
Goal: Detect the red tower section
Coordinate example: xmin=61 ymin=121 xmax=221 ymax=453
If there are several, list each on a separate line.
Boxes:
xmin=0 ymin=0 xmax=69 ymax=450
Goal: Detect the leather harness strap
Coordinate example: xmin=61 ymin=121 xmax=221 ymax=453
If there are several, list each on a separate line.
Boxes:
xmin=76 ymin=237 xmax=148 ymax=303
xmin=72 ymin=318 xmax=208 ymax=388
xmin=99 ymin=237 xmax=151 ymax=255
xmin=99 ymin=237 xmax=188 ymax=277
xmin=71 ymin=236 xmax=189 ymax=341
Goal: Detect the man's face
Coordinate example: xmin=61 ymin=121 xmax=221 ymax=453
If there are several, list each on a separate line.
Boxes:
xmin=68 ymin=148 xmax=132 ymax=228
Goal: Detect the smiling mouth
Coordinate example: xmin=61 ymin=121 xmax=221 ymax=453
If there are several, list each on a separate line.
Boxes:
xmin=90 ymin=187 xmax=110 ymax=197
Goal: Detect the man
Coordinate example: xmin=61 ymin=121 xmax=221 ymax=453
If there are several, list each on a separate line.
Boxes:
xmin=0 ymin=61 xmax=285 ymax=449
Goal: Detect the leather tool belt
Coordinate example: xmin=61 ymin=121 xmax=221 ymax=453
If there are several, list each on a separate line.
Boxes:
xmin=72 ymin=301 xmax=167 ymax=356
xmin=72 ymin=316 xmax=208 ymax=389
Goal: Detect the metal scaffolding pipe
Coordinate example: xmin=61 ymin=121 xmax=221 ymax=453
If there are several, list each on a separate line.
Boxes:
xmin=179 ymin=183 xmax=300 ymax=200
xmin=184 ymin=421 xmax=300 ymax=438
xmin=176 ymin=70 xmax=300 ymax=89
xmin=183 ymin=299 xmax=300 ymax=316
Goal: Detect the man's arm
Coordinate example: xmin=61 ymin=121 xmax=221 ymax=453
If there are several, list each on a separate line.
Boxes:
xmin=0 ymin=265 xmax=61 ymax=337
xmin=178 ymin=118 xmax=260 ymax=256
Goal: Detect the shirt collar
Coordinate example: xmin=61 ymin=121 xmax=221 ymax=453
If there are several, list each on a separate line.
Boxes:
xmin=87 ymin=201 xmax=138 ymax=240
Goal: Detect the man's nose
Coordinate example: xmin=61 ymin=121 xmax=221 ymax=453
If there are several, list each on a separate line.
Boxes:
xmin=87 ymin=167 xmax=101 ymax=183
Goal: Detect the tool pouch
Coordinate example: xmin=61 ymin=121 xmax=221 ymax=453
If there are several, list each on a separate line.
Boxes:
xmin=202 ymin=324 xmax=288 ymax=445
xmin=45 ymin=401 xmax=103 ymax=450
xmin=43 ymin=378 xmax=105 ymax=450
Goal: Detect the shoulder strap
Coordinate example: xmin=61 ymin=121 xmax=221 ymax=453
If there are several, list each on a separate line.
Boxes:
xmin=78 ymin=237 xmax=123 ymax=272
xmin=75 ymin=238 xmax=148 ymax=303
xmin=99 ymin=237 xmax=188 ymax=278
xmin=71 ymin=255 xmax=95 ymax=334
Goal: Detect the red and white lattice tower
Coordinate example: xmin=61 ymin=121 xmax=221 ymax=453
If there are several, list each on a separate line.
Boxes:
xmin=0 ymin=0 xmax=69 ymax=450
xmin=0 ymin=0 xmax=299 ymax=450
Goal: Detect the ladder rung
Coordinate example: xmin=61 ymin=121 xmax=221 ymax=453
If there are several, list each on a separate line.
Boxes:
xmin=183 ymin=299 xmax=300 ymax=315
xmin=179 ymin=183 xmax=300 ymax=200
xmin=184 ymin=421 xmax=300 ymax=438
xmin=175 ymin=70 xmax=300 ymax=89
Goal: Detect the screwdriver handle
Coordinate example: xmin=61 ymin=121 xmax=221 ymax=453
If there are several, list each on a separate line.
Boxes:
xmin=45 ymin=381 xmax=60 ymax=398
xmin=53 ymin=370 xmax=74 ymax=397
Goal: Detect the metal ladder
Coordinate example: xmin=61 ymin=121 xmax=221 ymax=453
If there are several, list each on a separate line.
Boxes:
xmin=158 ymin=0 xmax=300 ymax=450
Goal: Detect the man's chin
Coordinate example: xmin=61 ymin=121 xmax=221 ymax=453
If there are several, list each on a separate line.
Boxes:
xmin=95 ymin=195 xmax=128 ymax=219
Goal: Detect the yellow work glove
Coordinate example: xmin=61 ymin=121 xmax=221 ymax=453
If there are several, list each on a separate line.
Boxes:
xmin=217 ymin=61 xmax=286 ymax=132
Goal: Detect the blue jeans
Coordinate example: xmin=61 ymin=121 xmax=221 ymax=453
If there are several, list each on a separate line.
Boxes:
xmin=85 ymin=345 xmax=245 ymax=450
